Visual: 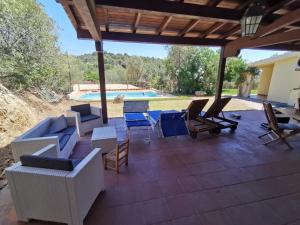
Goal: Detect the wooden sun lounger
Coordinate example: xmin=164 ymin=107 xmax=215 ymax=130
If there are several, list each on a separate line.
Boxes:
xmin=187 ymin=98 xmax=238 ymax=138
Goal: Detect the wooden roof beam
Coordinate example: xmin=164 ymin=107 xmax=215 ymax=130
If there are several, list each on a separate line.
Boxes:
xmin=95 ymin=0 xmax=244 ymax=23
xmin=224 ymin=29 xmax=300 ymax=57
xmin=78 ymin=30 xmax=229 ymax=46
xmin=73 ymin=0 xmax=101 ymax=41
xmin=179 ymin=19 xmax=200 ymax=37
xmin=256 ymin=8 xmax=300 ymax=37
xmin=133 ymin=12 xmax=141 ymax=33
xmin=157 ymin=16 xmax=172 ymax=35
xmin=255 ymin=43 xmax=300 ymax=51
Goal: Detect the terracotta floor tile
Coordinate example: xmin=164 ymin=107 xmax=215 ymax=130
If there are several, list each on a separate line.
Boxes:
xmin=166 ymin=194 xmax=197 ymax=219
xmin=264 ymin=193 xmax=300 ymax=224
xmin=192 ymin=190 xmax=219 ymax=213
xmin=158 ymin=178 xmax=183 ymax=197
xmin=140 ymin=181 xmax=163 ymax=201
xmin=225 ymin=202 xmax=284 ymax=225
xmin=172 ymin=214 xmax=204 ymax=225
xmin=201 ymin=210 xmax=235 ymax=225
xmin=142 ymin=198 xmax=171 ymax=225
xmin=114 ymin=203 xmax=146 ymax=225
xmin=178 ymin=175 xmax=203 ymax=193
xmin=208 ymin=187 xmax=241 ymax=208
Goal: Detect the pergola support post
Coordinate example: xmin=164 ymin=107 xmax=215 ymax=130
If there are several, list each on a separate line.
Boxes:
xmin=95 ymin=41 xmax=108 ymax=124
xmin=215 ymin=47 xmax=227 ymax=99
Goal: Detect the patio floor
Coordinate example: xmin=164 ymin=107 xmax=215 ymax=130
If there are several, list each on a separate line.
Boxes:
xmin=1 ymin=110 xmax=300 ymax=225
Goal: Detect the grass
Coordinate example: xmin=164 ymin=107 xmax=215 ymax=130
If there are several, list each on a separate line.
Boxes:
xmin=222 ymin=89 xmax=257 ymax=96
xmin=100 ymin=95 xmax=261 ymax=118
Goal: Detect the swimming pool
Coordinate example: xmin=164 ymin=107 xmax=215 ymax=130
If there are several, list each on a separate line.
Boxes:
xmin=79 ymin=91 xmax=161 ymax=100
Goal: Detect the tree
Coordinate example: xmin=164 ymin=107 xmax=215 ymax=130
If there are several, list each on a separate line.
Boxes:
xmin=83 ymin=70 xmax=98 ymax=82
xmin=0 ymin=0 xmax=68 ymax=92
xmin=225 ymin=57 xmax=247 ymax=83
xmin=165 ymin=46 xmax=219 ymax=95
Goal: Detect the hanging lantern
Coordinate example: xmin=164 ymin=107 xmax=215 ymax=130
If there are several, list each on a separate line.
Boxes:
xmin=241 ymin=0 xmax=268 ymax=37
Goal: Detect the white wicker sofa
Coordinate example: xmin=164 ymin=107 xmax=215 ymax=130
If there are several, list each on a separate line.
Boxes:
xmin=6 ymin=144 xmax=105 ymax=225
xmin=11 ymin=116 xmax=79 ymax=162
xmin=67 ymin=104 xmax=103 ymax=137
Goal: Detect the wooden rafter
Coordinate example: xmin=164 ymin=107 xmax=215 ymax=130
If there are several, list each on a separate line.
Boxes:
xmin=102 ymin=8 xmax=109 ymax=32
xmin=157 ymin=16 xmax=172 ymax=35
xmin=179 ymin=19 xmax=200 ymax=37
xmin=224 ymin=30 xmax=300 ymax=57
xmin=133 ymin=12 xmax=141 ymax=33
xmin=219 ymin=24 xmax=240 ymax=39
xmin=256 ymin=8 xmax=300 ymax=37
xmin=60 ymin=3 xmax=78 ymax=29
xmin=207 ymin=0 xmax=222 ymax=7
xmin=199 ymin=22 xmax=224 ymax=38
xmin=95 ymin=0 xmax=243 ymax=23
xmin=198 ymin=0 xmax=250 ymax=39
xmin=265 ymin=0 xmax=298 ymax=14
xmin=73 ymin=0 xmax=101 ymax=41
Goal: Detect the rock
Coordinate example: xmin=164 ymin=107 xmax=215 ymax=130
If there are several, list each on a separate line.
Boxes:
xmin=195 ymin=91 xmax=206 ymax=97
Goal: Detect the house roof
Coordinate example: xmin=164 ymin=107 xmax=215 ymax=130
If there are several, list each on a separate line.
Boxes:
xmin=57 ymin=0 xmax=300 ymax=57
xmin=250 ymin=52 xmax=300 ymax=67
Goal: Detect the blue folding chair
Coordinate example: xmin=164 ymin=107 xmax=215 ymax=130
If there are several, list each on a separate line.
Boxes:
xmin=159 ymin=112 xmax=189 ymax=138
xmin=124 ymin=112 xmax=151 ymax=142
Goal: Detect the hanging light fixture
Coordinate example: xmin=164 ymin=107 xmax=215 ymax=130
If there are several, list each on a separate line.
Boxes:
xmin=241 ymin=0 xmax=268 ymax=37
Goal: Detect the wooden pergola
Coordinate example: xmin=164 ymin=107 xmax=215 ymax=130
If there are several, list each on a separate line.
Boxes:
xmin=58 ymin=0 xmax=300 ymax=123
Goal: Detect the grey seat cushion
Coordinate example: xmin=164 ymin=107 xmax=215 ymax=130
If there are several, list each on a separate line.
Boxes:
xmin=71 ymin=104 xmax=91 ymax=116
xmin=43 ymin=127 xmax=76 ymax=150
xmin=20 ymin=155 xmax=79 ymax=171
xmin=49 ymin=115 xmax=68 ymax=134
xmin=81 ymin=114 xmax=100 ymax=122
xmin=59 ymin=134 xmax=71 ymax=150
xmin=61 ymin=126 xmax=76 ymax=135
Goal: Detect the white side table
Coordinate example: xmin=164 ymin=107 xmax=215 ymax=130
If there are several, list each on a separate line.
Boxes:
xmin=91 ymin=127 xmax=117 ymax=154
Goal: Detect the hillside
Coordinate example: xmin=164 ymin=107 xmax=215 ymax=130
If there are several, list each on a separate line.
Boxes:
xmin=70 ymin=52 xmax=165 ymax=86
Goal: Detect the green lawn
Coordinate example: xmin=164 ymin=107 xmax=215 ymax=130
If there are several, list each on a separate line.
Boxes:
xmin=222 ymin=89 xmax=257 ymax=96
xmin=90 ymin=94 xmax=261 ymax=118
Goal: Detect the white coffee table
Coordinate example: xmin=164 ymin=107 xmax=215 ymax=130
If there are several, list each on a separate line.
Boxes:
xmin=91 ymin=127 xmax=117 ymax=154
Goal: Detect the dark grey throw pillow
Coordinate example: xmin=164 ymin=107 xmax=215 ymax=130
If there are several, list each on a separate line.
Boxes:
xmin=20 ymin=155 xmax=77 ymax=171
xmin=71 ymin=104 xmax=91 ymax=116
xmin=49 ymin=115 xmax=68 ymax=134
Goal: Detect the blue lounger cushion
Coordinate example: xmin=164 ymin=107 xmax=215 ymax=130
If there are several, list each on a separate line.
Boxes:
xmin=160 ymin=112 xmax=188 ymax=137
xmin=124 ymin=112 xmax=147 ymax=121
xmin=126 ymin=120 xmax=151 ymax=128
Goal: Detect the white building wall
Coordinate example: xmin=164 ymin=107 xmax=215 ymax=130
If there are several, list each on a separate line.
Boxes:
xmin=267 ymin=57 xmax=300 ymax=103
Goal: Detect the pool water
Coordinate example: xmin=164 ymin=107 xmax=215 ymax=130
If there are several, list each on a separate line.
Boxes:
xmin=79 ymin=91 xmax=160 ymax=100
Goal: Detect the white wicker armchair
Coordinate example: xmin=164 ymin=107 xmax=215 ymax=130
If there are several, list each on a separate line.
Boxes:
xmin=67 ymin=104 xmax=103 ymax=136
xmin=5 ymin=145 xmax=105 ymax=225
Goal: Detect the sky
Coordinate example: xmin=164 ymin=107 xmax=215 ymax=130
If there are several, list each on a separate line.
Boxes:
xmin=38 ymin=0 xmax=287 ymax=62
